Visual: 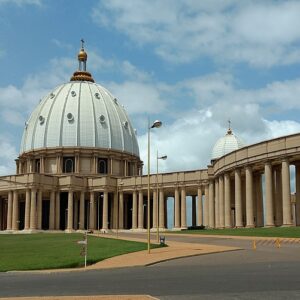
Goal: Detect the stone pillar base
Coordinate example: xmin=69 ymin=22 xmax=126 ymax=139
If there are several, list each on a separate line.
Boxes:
xmin=264 ymin=224 xmax=275 ymax=228
xmin=159 ymin=227 xmax=167 ymax=231
xmin=132 ymin=228 xmax=147 ymax=233
xmin=172 ymin=227 xmax=181 ymax=231
xmin=246 ymin=225 xmax=255 ymax=228
xmin=65 ymin=229 xmax=75 ymax=233
xmin=180 ymin=226 xmax=187 ymax=230
xmin=281 ymin=224 xmax=293 ymax=227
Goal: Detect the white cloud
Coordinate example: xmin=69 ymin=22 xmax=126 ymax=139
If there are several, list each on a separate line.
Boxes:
xmin=0 ymin=135 xmax=18 ymax=176
xmin=92 ymin=0 xmax=300 ymax=67
xmin=107 ymin=81 xmax=166 ymax=115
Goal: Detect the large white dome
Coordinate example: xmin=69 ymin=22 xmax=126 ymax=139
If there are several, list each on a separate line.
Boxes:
xmin=211 ymin=128 xmax=245 ymax=160
xmin=20 ymin=81 xmax=139 ymax=156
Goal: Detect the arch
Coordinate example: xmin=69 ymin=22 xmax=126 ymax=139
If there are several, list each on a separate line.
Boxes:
xmin=63 ymin=157 xmax=74 ymax=173
xmin=98 ymin=158 xmax=108 ymax=174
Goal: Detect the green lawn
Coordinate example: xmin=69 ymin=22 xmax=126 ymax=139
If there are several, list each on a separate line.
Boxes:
xmin=0 ymin=233 xmax=156 ymax=272
xmin=170 ymin=227 xmax=300 ymax=238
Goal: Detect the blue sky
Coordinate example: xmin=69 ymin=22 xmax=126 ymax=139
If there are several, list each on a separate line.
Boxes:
xmin=1 ymin=0 xmax=300 ymax=176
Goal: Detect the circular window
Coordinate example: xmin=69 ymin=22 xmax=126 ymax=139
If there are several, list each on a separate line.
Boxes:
xmin=114 ymin=98 xmax=118 ymax=105
xmin=123 ymin=121 xmax=128 ymax=129
xmin=95 ymin=93 xmax=100 ymax=99
xmin=99 ymin=115 xmax=105 ymax=123
xmin=50 ymin=93 xmax=55 ymax=99
xmin=67 ymin=113 xmax=74 ymax=122
xmin=39 ymin=115 xmax=45 ymax=125
xmin=71 ymin=91 xmax=76 ymax=97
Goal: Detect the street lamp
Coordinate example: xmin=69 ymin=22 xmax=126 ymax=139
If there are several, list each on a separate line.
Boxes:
xmin=156 ymin=151 xmax=167 ymax=243
xmin=116 ymin=181 xmax=124 ymax=238
xmin=147 ymin=119 xmax=162 ymax=254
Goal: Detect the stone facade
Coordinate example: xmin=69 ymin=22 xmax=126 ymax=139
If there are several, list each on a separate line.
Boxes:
xmin=0 ymin=132 xmax=300 ymax=232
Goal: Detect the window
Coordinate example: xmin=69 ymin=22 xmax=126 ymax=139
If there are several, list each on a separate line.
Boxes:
xmin=98 ymin=158 xmax=108 ymax=174
xmin=63 ymin=157 xmax=74 ymax=173
xmin=35 ymin=159 xmax=40 ymax=173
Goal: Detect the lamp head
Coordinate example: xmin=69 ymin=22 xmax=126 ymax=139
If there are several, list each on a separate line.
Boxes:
xmin=151 ymin=120 xmax=162 ymax=128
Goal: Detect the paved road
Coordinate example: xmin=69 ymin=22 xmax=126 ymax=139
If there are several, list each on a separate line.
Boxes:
xmin=1 ymin=234 xmax=300 ymax=299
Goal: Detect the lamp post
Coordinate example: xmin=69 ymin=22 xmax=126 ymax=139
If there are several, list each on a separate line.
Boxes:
xmin=156 ymin=151 xmax=167 ymax=243
xmin=116 ymin=181 xmax=124 ymax=239
xmin=147 ymin=119 xmax=162 ymax=254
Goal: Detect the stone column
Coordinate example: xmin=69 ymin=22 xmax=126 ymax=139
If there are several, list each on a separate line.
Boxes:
xmin=89 ymin=192 xmax=95 ymax=230
xmin=197 ymin=187 xmax=203 ymax=226
xmin=40 ymin=156 xmax=45 ymax=173
xmin=24 ymin=189 xmax=31 ymax=230
xmin=245 ymin=166 xmax=254 ymax=228
xmin=79 ymin=191 xmax=85 ymax=230
xmin=255 ymin=174 xmax=264 ymax=227
xmin=30 ymin=188 xmax=37 ymax=230
xmin=56 ymin=155 xmax=61 ymax=174
xmin=102 ymin=190 xmax=109 ymax=230
xmin=282 ymin=159 xmax=293 ymax=226
xmin=204 ymin=184 xmax=209 ymax=227
xmin=113 ymin=191 xmax=118 ymax=229
xmin=215 ymin=179 xmax=219 ymax=228
xmin=74 ymin=197 xmax=78 ymax=230
xmin=152 ymin=189 xmax=158 ymax=229
xmin=275 ymin=167 xmax=283 ymax=226
xmin=224 ymin=173 xmax=231 ymax=228
xmin=192 ymin=195 xmax=196 ymax=227
xmin=219 ymin=176 xmax=224 ymax=228
xmin=265 ymin=162 xmax=275 ymax=227
xmin=37 ymin=190 xmax=42 ymax=230
xmin=159 ymin=189 xmax=165 ymax=228
xmin=181 ymin=187 xmax=187 ymax=229
xmin=208 ymin=180 xmax=215 ymax=228
xmin=12 ymin=190 xmax=19 ymax=231
xmin=110 ymin=158 xmax=113 ymax=175
xmin=132 ymin=190 xmax=137 ymax=229
xmin=119 ymin=191 xmax=124 ymax=229
xmin=55 ymin=191 xmax=60 ymax=230
xmin=67 ymin=190 xmax=73 ymax=231
xmin=296 ymin=165 xmax=300 ymax=226
xmin=235 ymin=169 xmax=243 ymax=228
xmin=75 ymin=154 xmax=80 ymax=174
xmin=138 ymin=190 xmax=144 ymax=229
xmin=6 ymin=191 xmax=13 ymax=230
xmin=49 ymin=190 xmax=55 ymax=230
xmin=174 ymin=187 xmax=180 ymax=229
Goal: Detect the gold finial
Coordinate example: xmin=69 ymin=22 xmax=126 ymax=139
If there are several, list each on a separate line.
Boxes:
xmin=78 ymin=39 xmax=87 ymax=62
xmin=227 ymin=119 xmax=232 ymax=135
xmin=70 ymin=39 xmax=94 ymax=83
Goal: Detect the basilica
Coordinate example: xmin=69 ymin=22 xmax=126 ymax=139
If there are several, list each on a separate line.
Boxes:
xmin=0 ymin=45 xmax=299 ymax=233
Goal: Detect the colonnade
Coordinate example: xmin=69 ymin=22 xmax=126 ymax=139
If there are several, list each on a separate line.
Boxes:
xmin=210 ymin=159 xmax=299 ymax=228
xmin=0 ymin=185 xmax=206 ymax=232
xmin=1 ymin=158 xmax=300 ymax=232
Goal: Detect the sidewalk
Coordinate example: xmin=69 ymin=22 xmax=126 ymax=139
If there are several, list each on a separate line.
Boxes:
xmin=87 ymin=234 xmax=240 ymax=270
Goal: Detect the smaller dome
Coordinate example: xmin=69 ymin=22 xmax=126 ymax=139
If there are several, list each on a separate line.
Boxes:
xmin=211 ymin=127 xmax=245 ymax=160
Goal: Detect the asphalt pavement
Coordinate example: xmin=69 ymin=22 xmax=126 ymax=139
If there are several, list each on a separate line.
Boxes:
xmin=1 ymin=233 xmax=300 ymax=299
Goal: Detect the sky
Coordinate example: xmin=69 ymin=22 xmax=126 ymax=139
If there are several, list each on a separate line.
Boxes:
xmin=1 ymin=0 xmax=300 ymax=176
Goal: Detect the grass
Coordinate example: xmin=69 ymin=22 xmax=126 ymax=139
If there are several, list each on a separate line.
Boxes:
xmin=169 ymin=227 xmax=300 ymax=238
xmin=0 ymin=233 xmax=158 ymax=272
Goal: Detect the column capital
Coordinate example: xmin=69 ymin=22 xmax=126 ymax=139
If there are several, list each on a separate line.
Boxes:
xmin=245 ymin=165 xmax=253 ymax=171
